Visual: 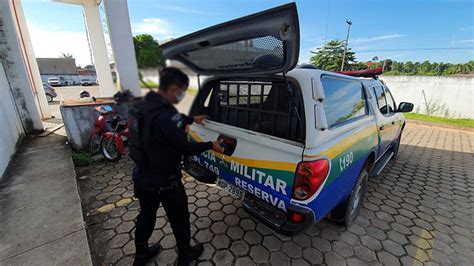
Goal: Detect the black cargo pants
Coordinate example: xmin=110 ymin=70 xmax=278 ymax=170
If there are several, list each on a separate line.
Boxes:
xmin=134 ymin=180 xmax=191 ymax=251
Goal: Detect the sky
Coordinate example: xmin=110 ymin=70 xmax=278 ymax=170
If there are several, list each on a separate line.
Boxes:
xmin=22 ymin=0 xmax=474 ymax=67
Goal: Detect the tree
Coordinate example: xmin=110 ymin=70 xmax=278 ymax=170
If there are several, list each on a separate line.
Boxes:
xmin=309 ymin=40 xmax=356 ymax=71
xmin=133 ymin=34 xmax=166 ymax=69
xmin=60 ymin=52 xmax=74 ymax=59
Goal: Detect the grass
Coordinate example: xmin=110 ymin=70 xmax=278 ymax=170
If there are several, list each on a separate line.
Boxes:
xmin=404 ymin=113 xmax=474 ymax=128
xmin=139 ymin=81 xmax=158 ymax=88
xmin=72 ymin=151 xmax=92 ymax=166
xmin=187 ymin=87 xmax=198 ymax=95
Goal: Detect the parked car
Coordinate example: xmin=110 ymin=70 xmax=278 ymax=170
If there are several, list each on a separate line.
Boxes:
xmin=161 ymin=3 xmax=413 ymax=235
xmin=43 ymin=83 xmax=57 ymax=102
xmin=48 ymin=76 xmax=65 ymax=87
xmin=81 ymin=78 xmax=92 ymax=86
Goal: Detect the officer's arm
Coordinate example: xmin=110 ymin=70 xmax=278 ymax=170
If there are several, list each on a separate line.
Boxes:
xmin=158 ymin=114 xmax=212 ymax=155
xmin=180 ymin=114 xmax=194 ymax=125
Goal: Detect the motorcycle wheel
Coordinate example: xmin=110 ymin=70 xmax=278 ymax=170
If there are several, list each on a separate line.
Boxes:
xmin=101 ymin=137 xmax=122 ymax=162
xmin=88 ymin=133 xmax=102 ymax=154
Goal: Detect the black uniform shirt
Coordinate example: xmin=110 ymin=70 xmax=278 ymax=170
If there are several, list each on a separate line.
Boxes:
xmin=134 ymin=91 xmax=212 ymax=185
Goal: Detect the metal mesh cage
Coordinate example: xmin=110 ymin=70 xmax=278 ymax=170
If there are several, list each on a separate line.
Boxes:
xmin=207 ymin=80 xmax=304 ymax=143
xmin=183 ymin=36 xmax=284 ymax=72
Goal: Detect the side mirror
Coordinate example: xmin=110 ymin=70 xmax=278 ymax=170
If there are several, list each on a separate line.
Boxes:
xmin=397 ymin=102 xmax=414 ymax=113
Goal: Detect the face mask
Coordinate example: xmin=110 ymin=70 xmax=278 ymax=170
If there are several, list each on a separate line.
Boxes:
xmin=176 ymin=89 xmax=186 ymax=102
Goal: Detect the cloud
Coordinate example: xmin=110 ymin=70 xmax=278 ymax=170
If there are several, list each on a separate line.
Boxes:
xmin=132 ymin=18 xmax=169 ymax=36
xmin=157 ymin=5 xmax=218 ymax=15
xmin=458 ymin=39 xmax=474 ymax=44
xmin=29 ymin=25 xmax=92 ymax=66
xmin=351 ymin=34 xmax=407 ymax=44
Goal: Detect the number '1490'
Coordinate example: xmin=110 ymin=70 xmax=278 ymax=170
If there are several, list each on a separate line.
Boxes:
xmin=339 ymin=152 xmax=353 ymax=172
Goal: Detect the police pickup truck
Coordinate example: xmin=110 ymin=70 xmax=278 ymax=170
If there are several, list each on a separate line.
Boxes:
xmin=160 ymin=3 xmax=414 ymax=235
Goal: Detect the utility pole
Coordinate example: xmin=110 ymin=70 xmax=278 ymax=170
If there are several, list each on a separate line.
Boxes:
xmin=447 ymin=33 xmax=455 ymax=63
xmin=341 ymin=19 xmax=352 ymax=71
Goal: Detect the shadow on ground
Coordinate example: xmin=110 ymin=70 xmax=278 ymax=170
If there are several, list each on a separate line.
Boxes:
xmin=76 ymin=124 xmax=474 ymax=265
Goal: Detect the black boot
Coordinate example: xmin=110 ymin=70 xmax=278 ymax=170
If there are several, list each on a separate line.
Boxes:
xmin=133 ymin=242 xmax=161 ymax=266
xmin=177 ymin=243 xmax=204 ymax=266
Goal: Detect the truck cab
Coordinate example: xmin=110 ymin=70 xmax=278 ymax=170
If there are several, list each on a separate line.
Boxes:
xmin=160 ymin=3 xmax=413 ymax=235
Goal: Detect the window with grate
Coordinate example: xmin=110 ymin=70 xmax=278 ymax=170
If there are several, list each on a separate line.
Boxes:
xmin=206 ymin=80 xmax=305 ymax=143
xmin=182 ymin=36 xmax=285 ymax=73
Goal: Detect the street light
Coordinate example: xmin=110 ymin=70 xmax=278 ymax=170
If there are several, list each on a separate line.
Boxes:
xmin=341 ymin=19 xmax=352 ymax=71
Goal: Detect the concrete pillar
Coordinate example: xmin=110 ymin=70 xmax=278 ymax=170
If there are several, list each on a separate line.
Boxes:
xmin=82 ymin=0 xmax=115 ymax=97
xmin=103 ymin=0 xmax=141 ymax=97
xmin=0 ymin=0 xmax=43 ymax=131
xmin=10 ymin=0 xmax=52 ymax=119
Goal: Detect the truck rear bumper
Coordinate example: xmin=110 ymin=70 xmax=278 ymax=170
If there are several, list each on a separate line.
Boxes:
xmin=243 ymin=195 xmax=314 ymax=236
xmin=184 ymin=158 xmax=314 ymax=236
xmin=183 ymin=158 xmax=217 ymax=184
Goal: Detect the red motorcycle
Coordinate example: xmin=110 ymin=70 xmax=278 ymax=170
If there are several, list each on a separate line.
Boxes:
xmin=88 ymin=105 xmax=115 ymax=154
xmin=100 ymin=113 xmax=129 ymax=162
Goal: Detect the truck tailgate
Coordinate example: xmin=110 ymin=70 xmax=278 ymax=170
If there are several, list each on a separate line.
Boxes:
xmin=186 ymin=121 xmax=303 ymax=212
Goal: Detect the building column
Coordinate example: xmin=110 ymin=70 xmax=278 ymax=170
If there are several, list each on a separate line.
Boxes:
xmin=1 ymin=0 xmax=43 ymax=131
xmin=10 ymin=0 xmax=52 ymax=119
xmin=103 ymin=0 xmax=141 ymax=97
xmin=82 ymin=0 xmax=115 ymax=97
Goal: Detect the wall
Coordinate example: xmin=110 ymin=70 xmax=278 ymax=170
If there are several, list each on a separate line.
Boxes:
xmin=0 ymin=2 xmax=42 ymax=132
xmin=60 ymin=99 xmax=132 ymax=150
xmin=380 ymin=76 xmax=474 ymax=119
xmin=0 ymin=2 xmax=43 ymax=178
xmin=0 ymin=63 xmax=24 ymax=177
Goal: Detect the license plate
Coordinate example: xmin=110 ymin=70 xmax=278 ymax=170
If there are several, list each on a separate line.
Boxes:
xmin=217 ymin=178 xmax=245 ymax=200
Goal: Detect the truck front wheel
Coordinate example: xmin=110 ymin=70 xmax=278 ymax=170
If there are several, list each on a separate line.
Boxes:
xmin=329 ymin=168 xmax=368 ymax=227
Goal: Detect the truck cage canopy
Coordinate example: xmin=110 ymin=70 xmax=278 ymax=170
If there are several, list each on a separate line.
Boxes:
xmin=191 ymin=79 xmax=305 ymax=143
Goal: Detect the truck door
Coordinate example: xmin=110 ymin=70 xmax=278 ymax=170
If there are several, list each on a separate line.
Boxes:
xmin=372 ymin=85 xmax=393 ymax=155
xmin=383 ymin=87 xmax=402 ymax=140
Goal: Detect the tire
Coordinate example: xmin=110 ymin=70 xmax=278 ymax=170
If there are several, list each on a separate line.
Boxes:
xmin=392 ymin=130 xmax=402 ymax=159
xmin=46 ymin=94 xmax=53 ymax=103
xmin=88 ymin=133 xmax=102 ymax=154
xmin=330 ymin=168 xmax=368 ymax=227
xmin=101 ymin=137 xmax=122 ymax=162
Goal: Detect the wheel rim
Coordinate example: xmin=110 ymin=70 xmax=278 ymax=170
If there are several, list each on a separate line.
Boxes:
xmin=350 ymin=177 xmax=365 ymax=217
xmin=47 ymin=95 xmax=52 ymax=102
xmin=103 ymin=139 xmax=118 ymax=160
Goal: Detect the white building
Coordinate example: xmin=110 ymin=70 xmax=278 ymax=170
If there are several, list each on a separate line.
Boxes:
xmin=0 ymin=1 xmax=44 ymax=178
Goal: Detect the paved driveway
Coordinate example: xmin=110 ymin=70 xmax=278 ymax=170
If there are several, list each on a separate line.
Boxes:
xmin=76 ymin=123 xmax=473 ymax=265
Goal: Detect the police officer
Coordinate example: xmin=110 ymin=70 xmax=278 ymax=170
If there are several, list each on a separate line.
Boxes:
xmin=131 ymin=67 xmax=224 ymax=266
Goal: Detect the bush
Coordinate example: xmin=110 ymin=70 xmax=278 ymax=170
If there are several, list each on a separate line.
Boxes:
xmin=139 ymin=80 xmax=158 ymax=88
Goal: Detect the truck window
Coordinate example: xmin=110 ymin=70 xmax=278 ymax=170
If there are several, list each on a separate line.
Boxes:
xmin=373 ymin=86 xmax=388 ymax=115
xmin=321 ymin=76 xmax=367 ymax=127
xmin=203 ymin=79 xmax=305 ymax=143
xmin=384 ymin=87 xmax=396 ymax=113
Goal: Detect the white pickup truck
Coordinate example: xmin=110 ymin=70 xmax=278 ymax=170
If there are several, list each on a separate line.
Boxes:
xmin=161 ymin=3 xmax=414 ymax=235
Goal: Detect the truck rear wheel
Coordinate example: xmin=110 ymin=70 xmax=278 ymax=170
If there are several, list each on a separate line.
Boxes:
xmin=329 ymin=168 xmax=368 ymax=227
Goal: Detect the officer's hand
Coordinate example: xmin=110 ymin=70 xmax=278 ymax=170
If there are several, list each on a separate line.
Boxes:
xmin=212 ymin=140 xmax=225 ymax=153
xmin=194 ymin=115 xmax=209 ymax=125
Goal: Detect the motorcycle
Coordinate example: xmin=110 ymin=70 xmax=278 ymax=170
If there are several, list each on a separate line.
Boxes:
xmin=99 ymin=91 xmax=135 ymax=162
xmin=88 ymin=105 xmax=116 ymax=154
xmin=100 ymin=113 xmax=129 ymax=162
